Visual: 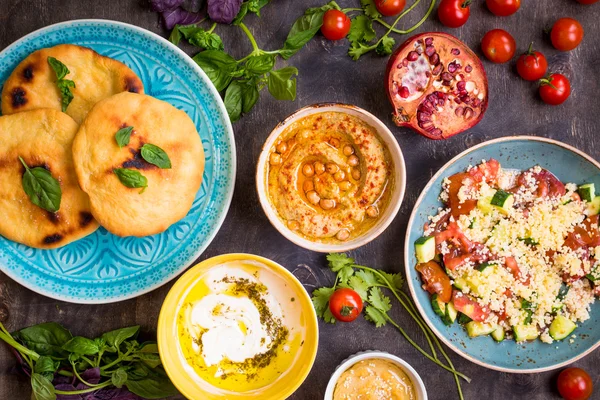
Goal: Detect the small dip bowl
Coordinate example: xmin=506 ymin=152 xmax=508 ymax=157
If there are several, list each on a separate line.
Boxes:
xmin=324 ymin=351 xmax=428 ymax=400
xmin=256 ymin=103 xmax=406 ymax=253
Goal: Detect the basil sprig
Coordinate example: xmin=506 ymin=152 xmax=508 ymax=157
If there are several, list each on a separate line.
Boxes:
xmin=114 ymin=168 xmax=148 ymax=194
xmin=115 ymin=126 xmax=133 ymax=148
xmin=19 ymin=156 xmax=62 ymax=213
xmin=141 ymin=144 xmax=172 ymax=169
xmin=47 ymin=57 xmax=75 ymax=112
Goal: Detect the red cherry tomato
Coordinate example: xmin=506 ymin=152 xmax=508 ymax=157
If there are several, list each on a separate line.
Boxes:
xmin=321 ymin=10 xmax=351 ymax=41
xmin=375 ymin=0 xmax=406 ymax=16
xmin=516 ymin=43 xmax=548 ymax=81
xmin=329 ymin=288 xmax=363 ymax=322
xmin=438 ymin=0 xmax=471 ymax=28
xmin=486 ymin=0 xmax=521 ymax=16
xmin=576 ymin=0 xmax=598 ymax=4
xmin=539 ymin=74 xmax=571 ymax=105
xmin=551 ymin=18 xmax=584 ymax=51
xmin=557 ymin=368 xmax=593 ymax=400
xmin=481 ymin=29 xmax=516 ymax=63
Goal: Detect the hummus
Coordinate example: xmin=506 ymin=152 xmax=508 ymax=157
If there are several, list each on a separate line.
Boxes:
xmin=334 ymin=359 xmax=416 ymax=400
xmin=177 ymin=260 xmax=306 ymax=393
xmin=266 ymin=111 xmax=394 ymax=243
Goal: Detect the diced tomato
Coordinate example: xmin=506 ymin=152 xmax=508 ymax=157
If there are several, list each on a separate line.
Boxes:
xmin=517 ymin=168 xmax=565 ymax=198
xmin=416 ymin=261 xmax=452 ymax=303
xmin=452 ymin=290 xmax=490 ymax=322
xmin=562 ymin=273 xmax=585 ymax=284
xmin=436 ymin=223 xmax=490 ymax=270
xmin=564 ymin=215 xmax=600 ymax=250
xmin=446 ymin=173 xmax=478 ymax=218
xmin=504 ymin=256 xmax=530 ymax=285
xmin=468 ymin=159 xmax=500 ymax=183
xmin=443 ymin=252 xmax=471 ymax=271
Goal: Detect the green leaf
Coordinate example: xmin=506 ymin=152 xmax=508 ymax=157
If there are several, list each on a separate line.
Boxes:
xmin=141 ymin=144 xmax=172 ymax=169
xmin=62 ymin=336 xmax=100 ymax=355
xmin=337 ymin=266 xmax=355 ymax=285
xmin=348 ymin=42 xmax=373 ymax=60
xmin=376 ymin=36 xmax=395 ymax=56
xmin=245 ymin=54 xmax=275 ymax=75
xmin=376 ymin=271 xmax=404 ymax=292
xmin=57 ymin=79 xmax=75 ymax=112
xmin=327 ymin=253 xmax=355 ymax=272
xmin=241 ymin=82 xmax=259 ymax=114
xmin=361 ymin=0 xmax=382 ymax=18
xmin=268 ymin=67 xmax=298 ymax=101
xmin=138 ymin=342 xmax=159 ymax=353
xmin=31 ymin=373 xmax=55 ymax=400
xmin=101 ymin=326 xmax=140 ymax=351
xmin=224 ymin=81 xmax=243 ymax=122
xmin=13 ymin=322 xmax=72 ymax=358
xmin=193 ymin=50 xmax=237 ymax=92
xmin=248 ymin=0 xmax=270 ymax=14
xmin=311 ymin=286 xmax=335 ymax=323
xmin=34 ymin=356 xmax=59 ymax=380
xmin=168 ymin=25 xmax=182 ymax=45
xmin=364 ymin=305 xmax=387 ymax=327
xmin=137 ymin=352 xmax=162 ymax=369
xmin=348 ymin=15 xmax=376 ymax=45
xmin=115 ymin=126 xmax=133 ymax=148
xmin=19 ymin=157 xmax=62 ymax=213
xmin=345 ymin=275 xmax=370 ymax=301
xmin=114 ymin=168 xmax=148 ymax=193
xmin=179 ymin=26 xmax=224 ymax=51
xmin=47 ymin=57 xmax=69 ymax=80
xmin=356 ymin=270 xmax=378 ymax=287
xmin=111 ymin=368 xmax=128 ymax=388
xmin=368 ymin=287 xmax=392 ymax=313
xmin=126 ymin=365 xmax=179 ymax=398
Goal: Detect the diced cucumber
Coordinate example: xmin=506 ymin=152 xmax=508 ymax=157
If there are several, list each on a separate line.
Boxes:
xmin=491 ymin=190 xmax=515 ymax=211
xmin=466 ymin=321 xmax=496 ymax=338
xmin=549 ymin=315 xmax=577 ymax=341
xmin=453 ymin=278 xmax=467 ymax=291
xmin=513 ymin=324 xmax=539 ymax=342
xmin=477 ymin=195 xmax=494 ymax=214
xmin=431 ymin=294 xmax=446 ymax=317
xmin=457 ymin=312 xmax=472 ymax=325
xmin=445 ymin=301 xmax=458 ymax=324
xmin=415 ymin=236 xmax=436 ymax=264
xmin=586 ymin=197 xmax=600 ymax=216
xmin=578 ymin=183 xmax=596 ymax=203
xmin=476 ymin=262 xmax=495 ymax=272
xmin=491 ymin=326 xmax=505 ymax=342
xmin=466 ymin=274 xmax=484 ymax=297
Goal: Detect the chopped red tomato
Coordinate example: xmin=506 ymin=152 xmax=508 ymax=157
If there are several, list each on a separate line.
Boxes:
xmin=468 ymin=158 xmax=500 ymax=183
xmin=564 ymin=215 xmax=600 ymax=250
xmin=517 ymin=168 xmax=565 ymax=197
xmin=504 ymin=256 xmax=530 ymax=285
xmin=452 ymin=290 xmax=490 ymax=322
xmin=436 ymin=223 xmax=490 ymax=270
xmin=416 ymin=261 xmax=452 ymax=303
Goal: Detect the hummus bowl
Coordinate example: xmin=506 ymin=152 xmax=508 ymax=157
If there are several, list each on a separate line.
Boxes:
xmin=257 ymin=104 xmax=406 ymax=252
xmin=157 ymin=254 xmax=318 ymax=399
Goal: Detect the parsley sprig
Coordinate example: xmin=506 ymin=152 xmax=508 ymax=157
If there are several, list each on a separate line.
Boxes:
xmin=313 ymin=254 xmax=470 ymax=400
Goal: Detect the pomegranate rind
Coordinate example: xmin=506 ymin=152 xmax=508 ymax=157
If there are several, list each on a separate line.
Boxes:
xmin=386 ymin=32 xmax=489 ymax=140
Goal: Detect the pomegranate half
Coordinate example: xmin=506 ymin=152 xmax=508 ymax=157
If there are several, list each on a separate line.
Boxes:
xmin=386 ymin=32 xmax=489 ymax=140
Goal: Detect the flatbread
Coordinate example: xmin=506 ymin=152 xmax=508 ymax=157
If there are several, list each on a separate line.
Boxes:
xmin=0 ymin=109 xmax=99 ymax=249
xmin=72 ymin=92 xmax=205 ymax=237
xmin=1 ymin=44 xmax=144 ymax=124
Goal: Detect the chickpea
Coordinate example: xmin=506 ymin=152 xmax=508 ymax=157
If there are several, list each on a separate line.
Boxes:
xmin=303 ymin=180 xmax=314 ymax=193
xmin=320 ymin=199 xmax=336 ymax=210
xmin=329 ymin=137 xmax=341 ymax=148
xmin=348 ymin=155 xmax=359 ymax=167
xmin=343 ymin=145 xmax=355 ymax=156
xmin=326 ymin=163 xmax=339 ymax=174
xmin=339 ymin=181 xmax=352 ymax=191
xmin=269 ymin=153 xmax=282 ymax=166
xmin=302 ymin=163 xmax=315 ymax=177
xmin=366 ymin=206 xmax=379 ymax=218
xmin=336 ymin=229 xmax=350 ymax=241
xmin=351 ymin=168 xmax=361 ymax=180
xmin=334 ymin=170 xmax=346 ymax=182
xmin=276 ymin=141 xmax=288 ymax=153
xmin=306 ymin=190 xmax=320 ymax=205
xmin=288 ymin=220 xmax=300 ymax=231
xmin=314 ymin=161 xmax=326 ymax=175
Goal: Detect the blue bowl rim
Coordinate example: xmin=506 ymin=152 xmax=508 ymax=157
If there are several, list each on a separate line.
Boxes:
xmin=403 ymin=135 xmax=600 ymax=373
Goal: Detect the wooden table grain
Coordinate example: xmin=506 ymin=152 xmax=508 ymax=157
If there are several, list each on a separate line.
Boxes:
xmin=1 ymin=0 xmax=599 ymax=399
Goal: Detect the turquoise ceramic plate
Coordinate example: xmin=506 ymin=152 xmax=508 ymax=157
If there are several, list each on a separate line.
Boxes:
xmin=0 ymin=20 xmax=235 ymax=303
xmin=405 ymin=136 xmax=600 ymax=372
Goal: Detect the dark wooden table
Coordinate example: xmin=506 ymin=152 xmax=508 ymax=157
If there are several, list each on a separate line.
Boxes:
xmin=1 ymin=0 xmax=599 ymax=399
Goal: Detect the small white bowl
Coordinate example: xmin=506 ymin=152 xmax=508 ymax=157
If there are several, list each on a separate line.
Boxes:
xmin=324 ymin=351 xmax=428 ymax=400
xmin=256 ymin=103 xmax=406 ymax=253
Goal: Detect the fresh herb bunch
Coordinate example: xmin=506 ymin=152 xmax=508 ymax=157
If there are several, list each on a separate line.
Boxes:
xmin=313 ymin=254 xmax=470 ymax=400
xmin=0 ymin=322 xmax=177 ymax=400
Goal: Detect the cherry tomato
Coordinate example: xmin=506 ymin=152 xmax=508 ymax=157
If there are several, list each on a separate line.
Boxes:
xmin=486 ymin=0 xmax=521 ymax=16
xmin=329 ymin=288 xmax=363 ymax=322
xmin=438 ymin=0 xmax=471 ymax=28
xmin=375 ymin=0 xmax=406 ymax=16
xmin=539 ymin=73 xmax=571 ymax=105
xmin=481 ymin=29 xmax=516 ymax=63
xmin=516 ymin=43 xmax=548 ymax=81
xmin=452 ymin=291 xmax=490 ymax=322
xmin=416 ymin=261 xmax=452 ymax=303
xmin=321 ymin=10 xmax=351 ymax=41
xmin=576 ymin=0 xmax=598 ymax=4
xmin=557 ymin=368 xmax=593 ymax=400
xmin=551 ymin=18 xmax=584 ymax=51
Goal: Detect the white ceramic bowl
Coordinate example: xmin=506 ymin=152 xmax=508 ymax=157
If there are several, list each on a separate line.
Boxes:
xmin=256 ymin=103 xmax=406 ymax=253
xmin=324 ymin=351 xmax=428 ymax=400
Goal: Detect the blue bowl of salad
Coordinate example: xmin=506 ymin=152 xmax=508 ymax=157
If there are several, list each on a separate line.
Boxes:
xmin=405 ymin=136 xmax=600 ymax=372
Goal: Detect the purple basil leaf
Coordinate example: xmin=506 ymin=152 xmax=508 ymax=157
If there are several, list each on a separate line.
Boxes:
xmin=162 ymin=8 xmax=204 ymax=29
xmin=81 ymin=367 xmax=101 ymax=385
xmin=55 ymin=384 xmax=83 ymax=400
xmin=207 ymin=0 xmax=243 ymax=24
xmin=149 ymin=0 xmax=184 ymax=12
xmin=182 ymin=0 xmax=205 ymax=12
xmin=53 ymin=371 xmax=74 ymax=385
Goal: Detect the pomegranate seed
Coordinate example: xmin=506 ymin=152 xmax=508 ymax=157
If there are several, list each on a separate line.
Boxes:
xmin=455 ymin=107 xmax=464 ymax=116
xmin=448 ymin=62 xmax=458 ymax=74
xmin=425 ymin=46 xmax=435 ymax=57
xmin=464 ymin=107 xmax=474 ymax=119
xmin=427 ymin=94 xmax=438 ymax=105
xmin=472 ymin=98 xmax=481 ymax=107
xmin=420 ymin=101 xmax=434 ymax=113
xmin=430 ymin=128 xmax=443 ymax=136
xmin=432 ymin=64 xmax=443 ymax=76
xmin=429 ymin=53 xmax=440 ymax=65
xmin=425 ymin=71 xmax=431 ymax=77
xmin=417 ymin=111 xmax=431 ymax=122
xmin=407 ymin=51 xmax=419 ymax=61
xmin=457 ymin=81 xmax=466 ymax=91
xmin=436 ymin=91 xmax=446 ymax=99
xmin=465 ymin=65 xmax=473 ymax=73
xmin=402 ymin=58 xmax=409 ymax=67
xmin=425 ymin=37 xmax=433 ymax=46
xmin=451 ymin=48 xmax=460 ymax=55
xmin=454 ymin=97 xmax=462 ymax=104
xmin=441 ymin=72 xmax=453 ymax=82
xmin=438 ymin=98 xmax=445 ymax=107
xmin=399 ymin=86 xmax=410 ymax=98
xmin=419 ymin=120 xmax=434 ymax=130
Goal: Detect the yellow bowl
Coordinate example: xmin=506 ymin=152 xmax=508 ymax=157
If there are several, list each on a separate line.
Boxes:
xmin=157 ymin=253 xmax=319 ymax=400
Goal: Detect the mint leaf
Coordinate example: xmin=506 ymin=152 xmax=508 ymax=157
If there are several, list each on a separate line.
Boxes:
xmin=115 ymin=126 xmax=133 ymax=148
xmin=364 ymin=305 xmax=387 ymax=327
xmin=19 ymin=157 xmax=62 ymax=213
xmin=327 ymin=253 xmax=355 ymax=272
xmin=348 ymin=15 xmax=376 ymax=44
xmin=141 ymin=144 xmax=171 ymax=169
xmin=368 ymin=287 xmax=391 ymax=313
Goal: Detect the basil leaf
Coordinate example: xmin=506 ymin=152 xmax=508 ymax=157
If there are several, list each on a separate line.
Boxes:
xmin=179 ymin=26 xmax=224 ymax=51
xmin=126 ymin=364 xmax=179 ymax=398
xmin=115 ymin=126 xmax=133 ymax=148
xmin=224 ymin=81 xmax=243 ymax=122
xmin=245 ymin=54 xmax=275 ymax=75
xmin=114 ymin=168 xmax=148 ymax=193
xmin=137 ymin=352 xmax=162 ymax=369
xmin=33 ymin=356 xmax=59 ymax=381
xmin=19 ymin=157 xmax=62 ymax=213
xmin=47 ymin=56 xmax=69 ymax=80
xmin=348 ymin=15 xmax=376 ymax=44
xmin=101 ymin=326 xmax=140 ymax=351
xmin=168 ymin=24 xmax=182 ymax=45
xmin=232 ymin=2 xmax=249 ymax=25
xmin=31 ymin=373 xmax=55 ymax=400
xmin=193 ymin=50 xmax=238 ymax=92
xmin=248 ymin=0 xmax=269 ymax=14
xmin=48 ymin=57 xmax=75 ymax=112
xmin=242 ymin=83 xmax=259 ymax=113
xmin=141 ymin=144 xmax=171 ymax=169
xmin=376 ymin=36 xmax=395 ymax=56
xmin=13 ymin=322 xmax=72 ymax=358
xmin=111 ymin=368 xmax=128 ymax=388
xmin=62 ymin=336 xmax=100 ymax=355
xmin=268 ymin=67 xmax=298 ymax=101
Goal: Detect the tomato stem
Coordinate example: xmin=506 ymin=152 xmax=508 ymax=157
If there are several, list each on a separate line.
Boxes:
xmin=527 ymin=41 xmax=534 ymax=55
xmin=461 ymin=0 xmax=472 ymax=8
xmin=539 ymin=75 xmax=558 ymax=90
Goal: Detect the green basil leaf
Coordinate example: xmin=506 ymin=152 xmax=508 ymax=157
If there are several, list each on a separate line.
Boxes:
xmin=141 ymin=144 xmax=171 ymax=169
xmin=279 ymin=9 xmax=327 ymax=60
xmin=62 ymin=336 xmax=100 ymax=355
xmin=101 ymin=326 xmax=140 ymax=351
xmin=34 ymin=356 xmax=59 ymax=381
xmin=245 ymin=54 xmax=275 ymax=75
xmin=57 ymin=79 xmax=75 ymax=112
xmin=248 ymin=0 xmax=270 ymax=14
xmin=18 ymin=157 xmax=62 ymax=213
xmin=193 ymin=50 xmax=237 ymax=92
xmin=31 ymin=373 xmax=55 ymax=400
xmin=13 ymin=322 xmax=72 ymax=358
xmin=114 ymin=168 xmax=148 ymax=193
xmin=376 ymin=36 xmax=396 ymax=56
xmin=111 ymin=368 xmax=128 ymax=388
xmin=241 ymin=83 xmax=259 ymax=114
xmin=168 ymin=25 xmax=182 ymax=45
xmin=268 ymin=67 xmax=298 ymax=101
xmin=232 ymin=2 xmax=249 ymax=25
xmin=348 ymin=15 xmax=376 ymax=44
xmin=361 ymin=0 xmax=382 ymax=18
xmin=126 ymin=364 xmax=179 ymax=398
xmin=137 ymin=352 xmax=162 ymax=369
xmin=115 ymin=126 xmax=133 ymax=148
xmin=224 ymin=81 xmax=243 ymax=122
xmin=179 ymin=26 xmax=224 ymax=51
xmin=47 ymin=57 xmax=69 ymax=80
xmin=138 ymin=342 xmax=159 ymax=353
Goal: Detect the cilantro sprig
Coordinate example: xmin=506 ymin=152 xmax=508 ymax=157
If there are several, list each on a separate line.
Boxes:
xmin=313 ymin=253 xmax=471 ymax=400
